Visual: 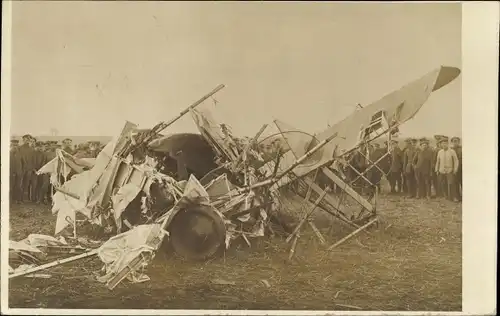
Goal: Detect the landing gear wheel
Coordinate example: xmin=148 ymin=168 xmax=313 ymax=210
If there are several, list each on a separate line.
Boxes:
xmin=168 ymin=204 xmax=226 ymax=261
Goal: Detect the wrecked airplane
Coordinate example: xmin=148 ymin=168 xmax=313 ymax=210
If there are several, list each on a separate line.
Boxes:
xmin=10 ymin=65 xmax=461 ymax=289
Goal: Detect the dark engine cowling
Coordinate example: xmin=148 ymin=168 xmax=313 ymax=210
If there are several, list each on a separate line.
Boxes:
xmin=146 ymin=133 xmax=227 ymax=261
xmin=147 ymin=133 xmax=219 ymax=181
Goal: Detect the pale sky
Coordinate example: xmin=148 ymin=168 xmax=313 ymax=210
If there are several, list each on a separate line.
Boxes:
xmin=10 ymin=1 xmax=461 ymax=138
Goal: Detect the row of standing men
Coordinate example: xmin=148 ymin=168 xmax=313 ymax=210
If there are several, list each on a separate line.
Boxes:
xmin=9 ymin=134 xmax=101 ymax=205
xmin=386 ymin=135 xmax=462 ymax=202
xmin=10 ymin=133 xmax=462 ymax=204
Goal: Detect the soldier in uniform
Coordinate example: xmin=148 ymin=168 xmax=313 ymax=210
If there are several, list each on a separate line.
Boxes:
xmin=401 ymin=138 xmax=411 ymax=194
xmin=431 ymin=136 xmax=441 ymax=197
xmin=74 ymin=143 xmax=89 ymax=158
xmin=32 ymin=141 xmax=48 ymax=204
xmin=34 ymin=142 xmax=52 ymax=204
xmin=18 ymin=134 xmax=37 ymax=202
xmin=88 ymin=141 xmax=100 ymax=158
xmin=403 ymin=138 xmax=418 ymax=198
xmin=451 ymin=137 xmax=462 ymax=201
xmin=10 ymin=139 xmax=19 ymax=150
xmin=10 ymin=139 xmax=22 ymax=203
xmin=387 ymin=139 xmax=403 ymax=194
xmin=45 ymin=141 xmax=58 ymax=203
xmin=413 ymin=137 xmax=434 ymax=199
xmin=62 ymin=138 xmax=74 ymax=154
xmin=367 ymin=142 xmax=387 ymax=195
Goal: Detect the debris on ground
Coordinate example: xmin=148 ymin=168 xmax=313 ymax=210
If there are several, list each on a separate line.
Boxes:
xmin=12 ymin=76 xmax=452 ymax=290
xmin=9 ymin=85 xmax=377 ymax=289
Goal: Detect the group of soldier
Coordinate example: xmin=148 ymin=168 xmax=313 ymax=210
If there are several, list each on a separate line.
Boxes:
xmin=9 ymin=134 xmax=103 ymax=205
xmin=386 ymin=135 xmax=462 ymax=202
xmin=9 ymin=132 xmax=462 ymax=205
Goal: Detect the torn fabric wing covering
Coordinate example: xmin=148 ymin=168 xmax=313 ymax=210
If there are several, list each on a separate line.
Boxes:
xmin=268 ymin=66 xmax=461 ymax=180
xmin=52 ymin=141 xmax=117 ymax=234
xmin=22 ymin=234 xmax=68 ymax=248
xmin=96 ymin=223 xmax=167 ymax=285
xmin=52 ymin=122 xmax=138 ymax=235
xmin=9 ymin=241 xmax=43 ymax=254
xmin=111 ymin=183 xmax=143 ymax=222
xmin=37 ymin=149 xmax=95 ymax=187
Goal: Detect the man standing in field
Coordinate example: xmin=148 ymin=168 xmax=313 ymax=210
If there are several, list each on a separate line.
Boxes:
xmin=431 ymin=136 xmax=442 ymax=198
xmin=33 ymin=141 xmax=49 ymax=204
xmin=403 ymin=138 xmax=418 ymax=198
xmin=451 ymin=136 xmax=462 ymax=201
xmin=413 ymin=137 xmax=434 ymax=199
xmin=366 ymin=142 xmax=387 ymax=195
xmin=435 ymin=137 xmax=459 ymax=202
xmin=10 ymin=139 xmax=22 ymax=203
xmin=18 ymin=134 xmax=37 ymax=202
xmin=401 ymin=138 xmax=411 ymax=195
xmin=387 ymin=139 xmax=403 ymax=194
xmin=62 ymin=138 xmax=74 ymax=154
xmin=35 ymin=141 xmax=53 ymax=204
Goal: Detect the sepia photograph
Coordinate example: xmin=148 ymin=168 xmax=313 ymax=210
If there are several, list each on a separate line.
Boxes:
xmin=1 ymin=1 xmax=497 ymax=315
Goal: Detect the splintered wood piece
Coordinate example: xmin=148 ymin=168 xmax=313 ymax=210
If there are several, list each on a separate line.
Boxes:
xmin=307 ymin=220 xmax=326 ymax=244
xmin=327 ymin=218 xmax=378 ymax=251
xmin=288 ymin=235 xmax=299 ymax=261
xmin=9 ymin=249 xmax=98 ymax=279
xmin=241 ymin=233 xmax=252 ymax=247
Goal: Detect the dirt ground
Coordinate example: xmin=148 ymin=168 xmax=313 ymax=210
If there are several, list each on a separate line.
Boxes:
xmin=8 ymin=191 xmax=462 ymax=311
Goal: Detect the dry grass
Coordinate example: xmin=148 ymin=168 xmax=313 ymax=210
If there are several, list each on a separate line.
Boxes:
xmin=8 ymin=189 xmax=461 ymax=311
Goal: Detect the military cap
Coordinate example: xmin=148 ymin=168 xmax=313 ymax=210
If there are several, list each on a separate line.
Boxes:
xmin=22 ymin=134 xmax=32 ymax=140
xmin=451 ymin=136 xmax=460 ymax=142
xmin=35 ymin=141 xmax=44 ymax=146
xmin=11 ymin=139 xmax=19 ymax=144
xmin=419 ymin=137 xmax=429 ymax=143
xmin=63 ymin=138 xmax=72 ymax=142
xmin=410 ymin=138 xmax=418 ymax=142
xmin=404 ymin=138 xmax=412 ymax=143
xmin=439 ymin=136 xmax=449 ymax=143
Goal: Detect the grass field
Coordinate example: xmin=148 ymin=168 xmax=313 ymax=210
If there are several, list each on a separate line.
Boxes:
xmin=8 ymin=192 xmax=462 ymax=311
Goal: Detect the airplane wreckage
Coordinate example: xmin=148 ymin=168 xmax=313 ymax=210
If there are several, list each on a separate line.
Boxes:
xmin=9 ymin=66 xmax=461 ymax=289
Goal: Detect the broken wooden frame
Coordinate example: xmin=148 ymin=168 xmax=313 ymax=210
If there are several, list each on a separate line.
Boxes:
xmin=9 ymin=249 xmax=99 ymax=279
xmin=270 ymin=115 xmax=396 ymax=256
